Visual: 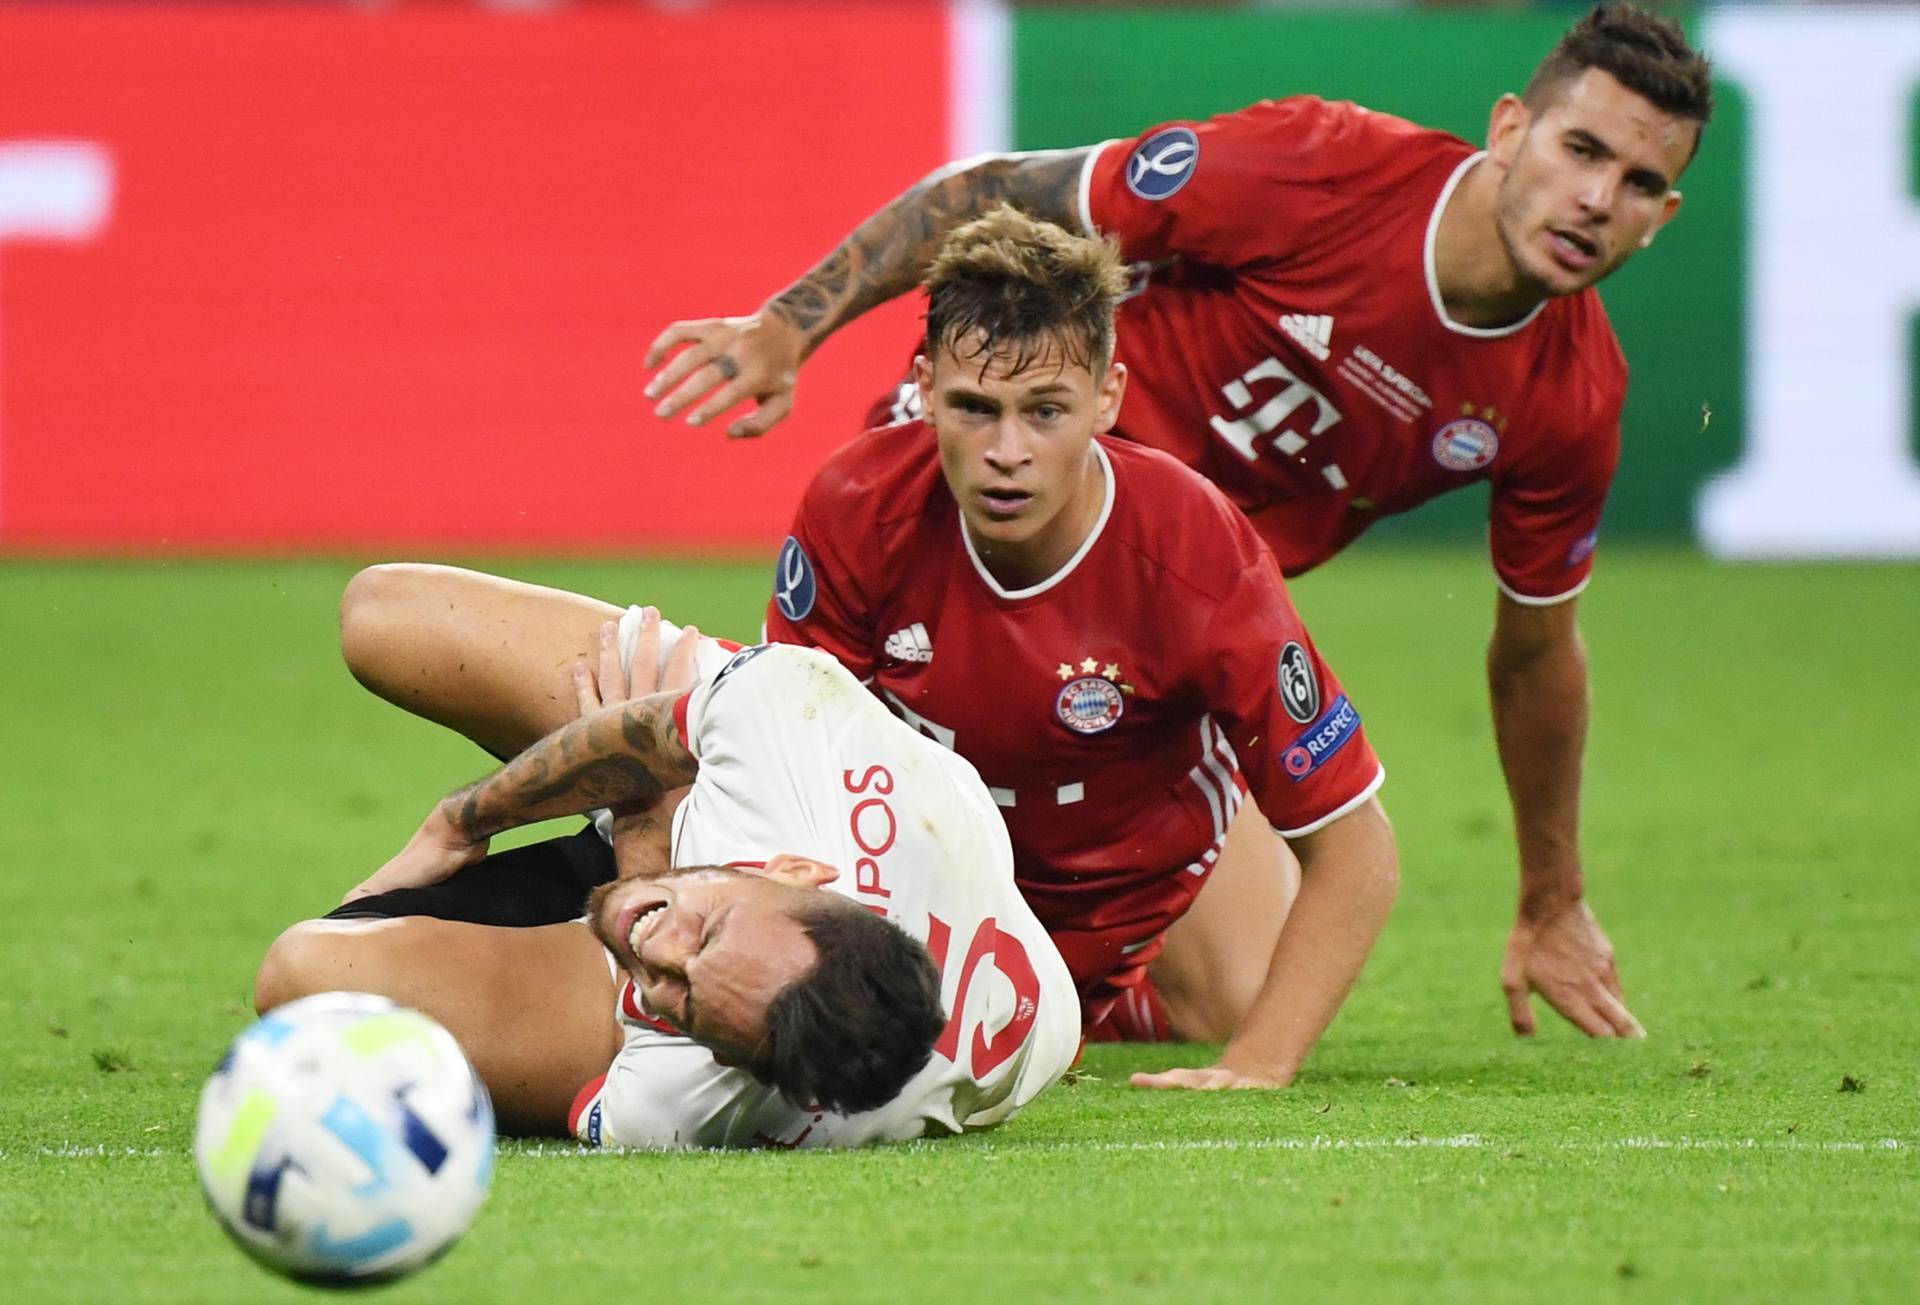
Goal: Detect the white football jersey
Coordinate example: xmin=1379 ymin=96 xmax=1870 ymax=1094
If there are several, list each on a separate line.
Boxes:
xmin=573 ymin=640 xmax=1079 ymax=1149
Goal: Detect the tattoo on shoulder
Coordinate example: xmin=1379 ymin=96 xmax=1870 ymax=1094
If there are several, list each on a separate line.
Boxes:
xmin=768 ymin=148 xmax=1090 ymax=339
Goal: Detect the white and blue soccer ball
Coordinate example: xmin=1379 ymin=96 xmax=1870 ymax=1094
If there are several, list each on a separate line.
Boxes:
xmin=194 ymin=991 xmax=495 ymax=1285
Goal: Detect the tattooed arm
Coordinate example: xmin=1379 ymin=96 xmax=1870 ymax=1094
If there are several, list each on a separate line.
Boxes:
xmin=340 ymin=691 xmax=697 ymax=903
xmin=642 ymin=149 xmax=1091 ymax=439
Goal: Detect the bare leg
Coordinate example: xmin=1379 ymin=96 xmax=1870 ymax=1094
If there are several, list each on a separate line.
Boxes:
xmin=1149 ymin=802 xmax=1302 ymax=1042
xmin=254 ymin=917 xmax=620 ymax=1136
xmin=338 ymin=563 xmax=624 ymax=759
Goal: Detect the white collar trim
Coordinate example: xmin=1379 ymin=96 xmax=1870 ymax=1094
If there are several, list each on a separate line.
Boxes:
xmin=960 ymin=440 xmax=1115 ymax=600
xmin=1424 ymin=151 xmax=1546 ymax=340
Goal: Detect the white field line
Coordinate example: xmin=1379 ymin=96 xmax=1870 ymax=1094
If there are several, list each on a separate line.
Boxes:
xmin=6 ymin=1135 xmax=1910 ymax=1161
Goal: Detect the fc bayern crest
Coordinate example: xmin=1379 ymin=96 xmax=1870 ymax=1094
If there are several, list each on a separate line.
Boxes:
xmin=1431 ymin=418 xmax=1499 ymax=472
xmin=1055 ymin=676 xmax=1125 ymax=735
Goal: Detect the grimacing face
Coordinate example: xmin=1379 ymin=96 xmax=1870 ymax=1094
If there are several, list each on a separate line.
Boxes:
xmin=587 ymin=856 xmax=837 ymax=1066
xmin=916 ymin=331 xmax=1126 ymax=568
xmin=1488 ymin=67 xmax=1695 ymax=298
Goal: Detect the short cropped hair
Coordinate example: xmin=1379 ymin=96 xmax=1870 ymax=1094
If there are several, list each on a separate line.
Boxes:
xmin=758 ymin=896 xmax=946 ymax=1116
xmin=1526 ymin=4 xmax=1713 ymax=157
xmin=923 ymin=204 xmax=1131 ymax=377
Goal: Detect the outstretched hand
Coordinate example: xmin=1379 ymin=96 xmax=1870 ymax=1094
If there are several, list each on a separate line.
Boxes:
xmin=1502 ymin=897 xmax=1645 ymax=1038
xmin=340 ymin=803 xmax=487 ymax=906
xmin=1130 ymin=1065 xmax=1289 ymax=1091
xmin=643 ymin=312 xmax=806 ymax=439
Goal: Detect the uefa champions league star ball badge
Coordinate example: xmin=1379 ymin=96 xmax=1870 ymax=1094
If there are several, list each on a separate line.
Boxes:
xmin=1054 ymin=657 xmax=1132 ymax=735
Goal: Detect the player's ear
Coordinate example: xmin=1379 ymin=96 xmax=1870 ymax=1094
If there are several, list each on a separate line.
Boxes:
xmin=1642 ymin=189 xmax=1683 ymax=247
xmin=1486 ymin=92 xmax=1529 ymax=165
xmin=1094 ymin=361 xmax=1127 ymax=436
xmin=913 ymin=353 xmax=935 ymax=411
xmin=762 ymin=853 xmax=839 ymax=889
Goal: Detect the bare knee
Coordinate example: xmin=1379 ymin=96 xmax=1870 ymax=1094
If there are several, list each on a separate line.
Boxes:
xmin=253 ymin=919 xmax=375 ymax=1015
xmin=339 ymin=563 xmax=435 ymax=690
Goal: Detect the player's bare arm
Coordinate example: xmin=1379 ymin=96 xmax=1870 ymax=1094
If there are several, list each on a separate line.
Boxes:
xmin=643 ymin=149 xmax=1088 ymax=437
xmin=1488 ymin=593 xmax=1644 ymax=1038
xmin=343 ymin=691 xmax=696 ymax=903
xmin=1133 ymin=798 xmax=1399 ymax=1091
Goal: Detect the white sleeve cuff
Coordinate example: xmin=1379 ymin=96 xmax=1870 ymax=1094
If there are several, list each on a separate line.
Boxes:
xmin=1494 ymin=573 xmax=1591 ymax=607
xmin=1272 ymin=764 xmax=1385 ymax=840
xmin=1077 ymin=140 xmax=1117 ymax=235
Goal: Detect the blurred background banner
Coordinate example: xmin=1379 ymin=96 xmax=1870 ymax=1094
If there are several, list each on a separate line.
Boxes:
xmin=0 ymin=2 xmax=1915 ymax=558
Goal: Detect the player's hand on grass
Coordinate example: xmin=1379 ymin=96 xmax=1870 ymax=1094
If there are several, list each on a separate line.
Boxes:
xmin=341 ymin=803 xmax=488 ymax=905
xmin=1129 ymin=1065 xmax=1289 ymax=1091
xmin=643 ymin=312 xmax=805 ymax=439
xmin=1502 ymin=896 xmax=1645 ymax=1039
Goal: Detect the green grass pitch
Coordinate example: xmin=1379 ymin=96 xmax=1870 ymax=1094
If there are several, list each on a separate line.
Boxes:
xmin=1 ymin=548 xmax=1915 ymax=1303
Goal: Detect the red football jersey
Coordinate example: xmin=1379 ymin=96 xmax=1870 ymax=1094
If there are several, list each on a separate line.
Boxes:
xmin=1077 ymin=96 xmax=1626 ymax=602
xmin=765 ymin=422 xmax=1384 ymax=1013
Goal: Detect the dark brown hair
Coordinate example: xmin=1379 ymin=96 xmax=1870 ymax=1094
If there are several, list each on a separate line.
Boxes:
xmin=1526 ymin=4 xmax=1713 ymax=159
xmin=757 ymin=895 xmax=946 ymax=1116
xmin=923 ymin=204 xmax=1130 ymax=377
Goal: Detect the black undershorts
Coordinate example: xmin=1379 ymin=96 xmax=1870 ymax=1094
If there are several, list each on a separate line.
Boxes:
xmin=324 ymin=825 xmax=618 ymax=927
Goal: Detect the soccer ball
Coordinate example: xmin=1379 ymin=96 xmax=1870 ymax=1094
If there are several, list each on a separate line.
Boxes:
xmin=193 ymin=991 xmax=495 ymax=1285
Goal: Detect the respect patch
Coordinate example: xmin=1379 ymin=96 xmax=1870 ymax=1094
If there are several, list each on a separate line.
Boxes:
xmin=1280 ymin=695 xmax=1361 ymax=782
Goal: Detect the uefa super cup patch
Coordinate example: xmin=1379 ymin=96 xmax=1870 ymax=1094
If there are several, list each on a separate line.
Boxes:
xmin=773 ymin=535 xmax=816 ymax=621
xmin=1125 ymin=126 xmax=1200 ymax=201
xmin=1431 ymin=417 xmax=1499 ymax=472
xmin=1280 ymin=695 xmax=1361 ymax=782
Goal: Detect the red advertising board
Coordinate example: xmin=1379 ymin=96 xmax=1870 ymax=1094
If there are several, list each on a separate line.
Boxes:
xmin=0 ymin=3 xmax=949 ymax=551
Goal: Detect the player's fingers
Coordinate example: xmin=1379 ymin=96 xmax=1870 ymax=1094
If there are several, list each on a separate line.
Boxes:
xmin=1547 ymin=990 xmax=1615 ymax=1038
xmin=645 ymin=338 xmax=722 ymax=409
xmin=655 ymin=361 xmax=738 ymax=420
xmin=643 ymin=320 xmax=715 ymax=377
xmin=1592 ymin=986 xmax=1646 ymax=1039
xmin=572 ymin=661 xmax=601 ymax=715
xmin=727 ymin=391 xmax=793 ymax=440
xmin=623 ymin=610 xmax=658 ymax=698
xmin=1504 ymin=980 xmax=1537 ymax=1037
xmin=662 ymin=624 xmax=700 ymax=694
xmin=1129 ymin=1068 xmax=1223 ymax=1091
xmin=687 ymin=380 xmax=756 ymax=429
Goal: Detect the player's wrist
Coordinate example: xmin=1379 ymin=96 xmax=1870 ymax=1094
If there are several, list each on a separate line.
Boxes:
xmin=1215 ymin=1043 xmax=1299 ymax=1088
xmin=1516 ymin=873 xmax=1585 ymax=922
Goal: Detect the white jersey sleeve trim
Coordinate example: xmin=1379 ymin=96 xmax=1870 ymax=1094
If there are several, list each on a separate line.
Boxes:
xmin=1077 ymin=140 xmax=1117 ymax=236
xmin=1272 ymin=764 xmax=1385 ymax=840
xmin=1425 ymin=152 xmax=1544 ymax=339
xmin=1495 ymin=572 xmax=1592 ymax=607
xmin=960 ymin=440 xmax=1116 ymax=600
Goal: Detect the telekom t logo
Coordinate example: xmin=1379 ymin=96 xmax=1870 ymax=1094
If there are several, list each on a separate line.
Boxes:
xmin=0 ymin=141 xmax=115 ymax=521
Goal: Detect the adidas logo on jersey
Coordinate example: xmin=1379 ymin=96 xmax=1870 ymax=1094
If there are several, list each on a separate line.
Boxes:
xmin=1279 ymin=312 xmax=1334 ymax=362
xmin=884 ymin=622 xmax=934 ymax=664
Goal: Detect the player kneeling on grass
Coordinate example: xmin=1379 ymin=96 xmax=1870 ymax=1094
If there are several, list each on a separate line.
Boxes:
xmin=253 ymin=619 xmax=1079 ymax=1148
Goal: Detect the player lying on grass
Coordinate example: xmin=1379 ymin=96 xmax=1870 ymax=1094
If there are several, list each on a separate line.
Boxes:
xmin=337 ymin=208 xmax=1400 ymax=1090
xmin=253 ymin=615 xmax=1080 ymax=1147
xmin=640 ymin=3 xmax=1710 ymax=1042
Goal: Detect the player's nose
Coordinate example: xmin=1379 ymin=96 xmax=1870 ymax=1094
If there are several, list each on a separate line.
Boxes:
xmin=983 ymin=418 xmax=1031 ymax=469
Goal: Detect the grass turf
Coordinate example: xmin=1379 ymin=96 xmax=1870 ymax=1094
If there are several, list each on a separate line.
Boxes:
xmin=1 ymin=549 xmax=1915 ymax=1303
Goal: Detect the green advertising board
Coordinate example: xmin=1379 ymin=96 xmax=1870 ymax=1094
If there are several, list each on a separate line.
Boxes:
xmin=1007 ymin=6 xmax=1918 ymax=555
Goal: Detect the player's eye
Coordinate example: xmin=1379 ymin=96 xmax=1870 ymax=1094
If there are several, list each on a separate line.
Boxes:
xmin=1030 ymin=404 xmax=1065 ymax=423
